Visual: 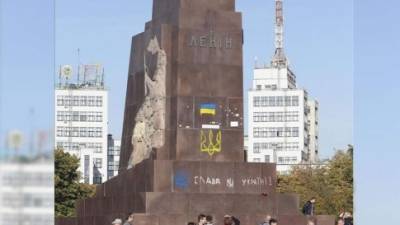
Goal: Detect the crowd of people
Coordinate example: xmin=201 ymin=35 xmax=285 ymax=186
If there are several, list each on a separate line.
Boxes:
xmin=188 ymin=214 xmax=241 ymax=225
xmin=109 ymin=198 xmax=352 ymax=225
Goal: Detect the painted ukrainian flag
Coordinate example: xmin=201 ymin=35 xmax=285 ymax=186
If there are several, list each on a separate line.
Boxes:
xmin=200 ymin=103 xmax=216 ymax=116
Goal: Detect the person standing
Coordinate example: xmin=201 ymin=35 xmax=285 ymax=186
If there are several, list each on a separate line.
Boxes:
xmin=206 ymin=215 xmax=214 ymax=225
xmin=302 ymin=197 xmax=316 ymax=216
xmin=343 ymin=212 xmax=353 ymax=225
xmin=111 ymin=218 xmax=123 ymax=225
xmin=259 ymin=214 xmax=272 ymax=225
xmin=307 ymin=220 xmax=315 ymax=225
xmin=123 ymin=213 xmax=134 ymax=225
xmin=337 ymin=218 xmax=345 ymax=225
xmin=223 ymin=215 xmax=234 ymax=225
xmin=198 ymin=214 xmax=207 ymax=225
xmin=269 ymin=218 xmax=278 ymax=225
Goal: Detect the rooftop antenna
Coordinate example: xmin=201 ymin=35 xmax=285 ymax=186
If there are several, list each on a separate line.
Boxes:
xmin=101 ymin=67 xmax=105 ymax=87
xmin=58 ymin=65 xmax=62 ymax=87
xmin=254 ymin=56 xmax=258 ymax=68
xmin=28 ymin=107 xmax=35 ymax=156
xmin=271 ymin=0 xmax=287 ymax=67
xmin=77 ymin=48 xmax=81 ymax=85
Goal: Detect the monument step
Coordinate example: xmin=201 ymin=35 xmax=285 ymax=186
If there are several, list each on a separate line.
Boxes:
xmin=56 ymin=214 xmax=335 ymax=225
xmin=77 ymin=192 xmax=300 ymax=218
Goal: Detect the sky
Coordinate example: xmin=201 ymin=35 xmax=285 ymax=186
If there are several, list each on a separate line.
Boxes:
xmin=354 ymin=0 xmax=400 ymax=224
xmin=0 ymin=0 xmax=54 ymax=156
xmin=1 ymin=0 xmax=400 ymax=224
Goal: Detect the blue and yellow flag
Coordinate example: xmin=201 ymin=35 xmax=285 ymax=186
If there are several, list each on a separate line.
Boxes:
xmin=200 ymin=103 xmax=216 ymax=116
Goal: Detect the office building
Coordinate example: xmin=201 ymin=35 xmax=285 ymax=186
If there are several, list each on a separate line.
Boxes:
xmin=55 ymin=64 xmax=108 ymax=184
xmin=247 ymin=0 xmax=319 ymax=173
xmin=107 ymin=134 xmax=121 ymax=180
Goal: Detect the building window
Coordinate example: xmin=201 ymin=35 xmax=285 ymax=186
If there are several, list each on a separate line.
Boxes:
xmin=276 ymin=96 xmax=283 ymax=106
xmin=253 ymin=96 xmax=261 ymax=107
xmin=94 ymin=158 xmax=102 ymax=168
xmin=253 ymin=144 xmax=261 ymax=153
xmin=265 ymin=155 xmax=270 ymax=163
xmin=292 ymin=96 xmax=299 ymax=106
xmin=80 ymin=96 xmax=87 ymax=106
xmin=56 ymin=127 xmax=102 ymax=137
xmin=253 ymin=96 xmax=300 ymax=107
xmin=84 ymin=155 xmax=90 ymax=184
xmin=278 ymin=156 xmax=298 ymax=164
xmin=253 ymin=127 xmax=300 ymax=138
xmin=57 ymin=96 xmax=63 ymax=106
xmin=96 ymin=96 xmax=103 ymax=107
xmin=73 ymin=96 xmax=79 ymax=106
xmin=268 ymin=96 xmax=275 ymax=106
xmin=253 ymin=158 xmax=261 ymax=162
xmin=93 ymin=176 xmax=102 ymax=184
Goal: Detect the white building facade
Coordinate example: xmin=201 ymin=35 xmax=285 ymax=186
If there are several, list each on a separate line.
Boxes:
xmin=55 ymin=64 xmax=108 ymax=184
xmin=0 ymin=158 xmax=54 ymax=225
xmin=247 ymin=0 xmax=319 ymax=173
xmin=107 ymin=134 xmax=121 ymax=180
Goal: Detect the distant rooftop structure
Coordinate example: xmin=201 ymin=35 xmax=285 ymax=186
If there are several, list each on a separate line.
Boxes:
xmin=56 ymin=64 xmax=105 ymax=90
xmin=271 ymin=0 xmax=288 ymax=68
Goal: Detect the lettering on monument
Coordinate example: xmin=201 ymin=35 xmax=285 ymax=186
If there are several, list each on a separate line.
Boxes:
xmin=187 ymin=175 xmax=273 ymax=189
xmin=241 ymin=176 xmax=273 ymax=186
xmin=189 ymin=30 xmax=233 ymax=49
xmin=226 ymin=178 xmax=235 ymax=189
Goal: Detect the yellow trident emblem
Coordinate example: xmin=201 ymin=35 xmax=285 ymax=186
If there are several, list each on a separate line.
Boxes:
xmin=200 ymin=129 xmax=222 ymax=156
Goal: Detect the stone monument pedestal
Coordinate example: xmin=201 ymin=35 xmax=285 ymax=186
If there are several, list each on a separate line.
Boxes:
xmin=56 ymin=0 xmax=335 ymax=224
xmin=56 ymin=160 xmax=334 ymax=225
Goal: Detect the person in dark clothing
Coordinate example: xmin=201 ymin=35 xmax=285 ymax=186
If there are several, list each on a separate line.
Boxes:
xmin=206 ymin=215 xmax=214 ymax=225
xmin=188 ymin=223 xmax=196 ymax=225
xmin=302 ymin=197 xmax=316 ymax=216
xmin=123 ymin=212 xmax=134 ymax=225
xmin=198 ymin=214 xmax=207 ymax=225
xmin=223 ymin=215 xmax=234 ymax=225
xmin=259 ymin=214 xmax=272 ymax=225
xmin=344 ymin=215 xmax=353 ymax=225
xmin=232 ymin=216 xmax=240 ymax=225
xmin=269 ymin=218 xmax=278 ymax=225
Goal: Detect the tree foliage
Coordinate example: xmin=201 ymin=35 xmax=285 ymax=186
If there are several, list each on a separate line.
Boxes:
xmin=277 ymin=146 xmax=353 ymax=215
xmin=55 ymin=148 xmax=96 ymax=218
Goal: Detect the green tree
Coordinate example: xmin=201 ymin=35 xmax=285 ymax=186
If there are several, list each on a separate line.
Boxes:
xmin=277 ymin=146 xmax=353 ymax=215
xmin=55 ymin=148 xmax=96 ymax=218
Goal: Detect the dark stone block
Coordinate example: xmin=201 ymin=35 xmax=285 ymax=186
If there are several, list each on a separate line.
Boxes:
xmin=103 ymin=197 xmax=113 ymax=215
xmin=75 ymin=199 xmax=85 ymax=218
xmin=132 ymin=214 xmax=159 ymax=225
xmin=153 ymin=160 xmax=173 ymax=192
xmin=276 ymin=193 xmax=300 ymax=215
xmin=83 ymin=199 xmax=94 ymax=217
xmin=315 ymin=215 xmax=336 ymax=225
xmin=277 ymin=215 xmax=309 ymax=225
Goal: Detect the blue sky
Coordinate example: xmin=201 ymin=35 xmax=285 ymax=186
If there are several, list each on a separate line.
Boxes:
xmin=355 ymin=0 xmax=400 ymax=224
xmin=0 ymin=0 xmax=54 ymax=155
